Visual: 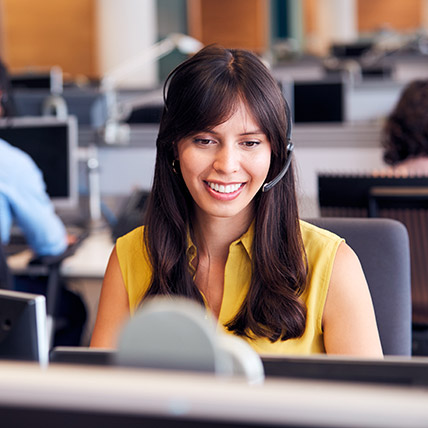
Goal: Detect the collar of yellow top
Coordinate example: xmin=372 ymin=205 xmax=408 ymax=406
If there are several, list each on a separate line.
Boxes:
xmin=186 ymin=221 xmax=255 ymax=267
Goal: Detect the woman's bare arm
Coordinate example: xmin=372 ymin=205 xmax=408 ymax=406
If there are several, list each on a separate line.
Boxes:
xmin=322 ymin=242 xmax=383 ymax=357
xmin=90 ymin=246 xmax=130 ymax=348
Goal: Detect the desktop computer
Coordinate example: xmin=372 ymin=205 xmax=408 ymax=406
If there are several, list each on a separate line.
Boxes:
xmin=0 ymin=116 xmax=79 ymax=210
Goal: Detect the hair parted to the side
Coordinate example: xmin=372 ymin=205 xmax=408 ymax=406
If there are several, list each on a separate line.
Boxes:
xmin=382 ymin=79 xmax=428 ymax=165
xmin=143 ymin=44 xmax=308 ymax=342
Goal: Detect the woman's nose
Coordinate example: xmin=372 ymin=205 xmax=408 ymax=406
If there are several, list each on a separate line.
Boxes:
xmin=212 ymin=145 xmax=239 ymax=174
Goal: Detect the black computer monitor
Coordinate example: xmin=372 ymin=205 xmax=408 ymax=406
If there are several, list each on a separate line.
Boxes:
xmin=293 ymin=79 xmax=346 ymax=123
xmin=13 ymin=88 xmax=109 ymax=127
xmin=330 ymin=41 xmax=373 ymax=59
xmin=49 ymin=347 xmax=428 ymax=388
xmin=125 ymin=104 xmax=163 ymax=124
xmin=0 ymin=289 xmax=48 ymax=365
xmin=262 ymin=354 xmax=428 ymax=387
xmin=0 ymin=116 xmax=78 ymax=209
xmin=10 ymin=73 xmax=52 ymax=90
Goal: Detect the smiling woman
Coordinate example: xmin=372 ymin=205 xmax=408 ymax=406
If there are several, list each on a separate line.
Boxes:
xmin=90 ymin=45 xmax=382 ymax=358
xmin=177 ymin=102 xmax=271 ymax=222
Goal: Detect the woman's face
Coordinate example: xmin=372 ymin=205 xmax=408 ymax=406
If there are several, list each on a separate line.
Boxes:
xmin=176 ymin=100 xmax=272 ymax=223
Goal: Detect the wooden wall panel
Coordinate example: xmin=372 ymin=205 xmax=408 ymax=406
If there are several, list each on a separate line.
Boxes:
xmin=187 ymin=0 xmax=269 ymax=53
xmin=358 ymin=0 xmax=423 ymax=32
xmin=302 ymin=0 xmax=317 ymax=35
xmin=0 ymin=0 xmax=97 ymax=79
xmin=302 ymin=0 xmax=424 ymax=54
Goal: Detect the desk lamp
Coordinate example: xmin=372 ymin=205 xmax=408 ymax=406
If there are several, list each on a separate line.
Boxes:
xmin=41 ymin=66 xmax=68 ymax=120
xmin=84 ymin=34 xmax=202 ymax=226
xmin=100 ymin=33 xmax=203 ymax=145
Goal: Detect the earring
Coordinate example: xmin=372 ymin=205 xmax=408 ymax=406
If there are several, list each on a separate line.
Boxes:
xmin=172 ymin=159 xmax=178 ymax=174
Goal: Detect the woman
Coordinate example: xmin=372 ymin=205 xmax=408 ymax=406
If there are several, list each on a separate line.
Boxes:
xmin=380 ymin=79 xmax=428 ymax=176
xmin=91 ymin=45 xmax=382 ymax=356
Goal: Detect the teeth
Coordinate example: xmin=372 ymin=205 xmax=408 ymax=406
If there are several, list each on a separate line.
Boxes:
xmin=207 ymin=182 xmax=242 ymax=193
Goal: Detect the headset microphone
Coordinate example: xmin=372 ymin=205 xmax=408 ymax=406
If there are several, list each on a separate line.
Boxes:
xmin=262 ymin=142 xmax=294 ymax=192
xmin=262 ymin=99 xmax=294 ymax=193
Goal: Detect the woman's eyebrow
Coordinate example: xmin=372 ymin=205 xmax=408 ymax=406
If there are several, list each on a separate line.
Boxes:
xmin=240 ymin=129 xmax=265 ymax=136
xmin=193 ymin=129 xmax=265 ymax=136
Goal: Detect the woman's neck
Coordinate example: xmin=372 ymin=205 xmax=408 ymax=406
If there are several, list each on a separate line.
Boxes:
xmin=192 ymin=207 xmax=253 ymax=260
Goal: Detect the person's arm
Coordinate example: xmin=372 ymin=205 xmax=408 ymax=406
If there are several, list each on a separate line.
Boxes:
xmin=90 ymin=246 xmax=130 ymax=348
xmin=322 ymin=242 xmax=383 ymax=357
xmin=9 ymin=149 xmax=67 ymax=256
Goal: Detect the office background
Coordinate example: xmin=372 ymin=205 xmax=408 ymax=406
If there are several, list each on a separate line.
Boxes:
xmin=1 ymin=0 xmax=426 ymax=217
xmin=2 ymin=3 xmax=428 ymax=426
xmin=2 ymin=0 xmax=428 ymax=344
xmin=1 ymin=1 xmax=427 ymax=81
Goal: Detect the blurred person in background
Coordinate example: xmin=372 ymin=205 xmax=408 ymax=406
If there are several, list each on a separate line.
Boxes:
xmin=380 ymin=80 xmax=428 ymax=176
xmin=0 ymin=59 xmax=68 ymax=258
xmin=0 ymin=59 xmax=85 ymax=345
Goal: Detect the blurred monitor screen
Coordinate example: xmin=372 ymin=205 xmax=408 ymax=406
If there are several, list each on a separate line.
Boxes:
xmin=0 ymin=289 xmax=48 ymax=365
xmin=125 ymin=105 xmax=163 ymax=124
xmin=293 ymin=80 xmax=345 ymax=123
xmin=0 ymin=116 xmax=78 ymax=209
xmin=10 ymin=73 xmax=51 ymax=89
xmin=331 ymin=42 xmax=373 ymax=59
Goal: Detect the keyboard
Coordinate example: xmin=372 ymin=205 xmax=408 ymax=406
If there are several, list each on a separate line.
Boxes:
xmin=6 ymin=225 xmax=89 ymax=257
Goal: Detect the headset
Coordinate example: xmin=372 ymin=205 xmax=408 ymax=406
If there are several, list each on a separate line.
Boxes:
xmin=262 ymin=100 xmax=294 ymax=192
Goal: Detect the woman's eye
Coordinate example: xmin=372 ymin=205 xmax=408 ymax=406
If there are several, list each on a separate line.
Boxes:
xmin=242 ymin=141 xmax=260 ymax=148
xmin=194 ymin=138 xmax=213 ymax=145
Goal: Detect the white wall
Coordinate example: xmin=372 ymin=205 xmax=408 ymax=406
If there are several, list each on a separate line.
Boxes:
xmin=295 ymin=146 xmax=385 ymax=218
xmin=306 ymin=0 xmax=357 ymax=54
xmin=96 ymin=0 xmax=158 ymax=88
xmin=292 ymin=123 xmax=386 ymax=217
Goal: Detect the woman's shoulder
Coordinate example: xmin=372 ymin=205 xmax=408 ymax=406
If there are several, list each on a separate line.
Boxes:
xmin=116 ymin=225 xmax=146 ymax=257
xmin=299 ymin=220 xmax=343 ymax=244
xmin=299 ymin=219 xmax=344 ymax=261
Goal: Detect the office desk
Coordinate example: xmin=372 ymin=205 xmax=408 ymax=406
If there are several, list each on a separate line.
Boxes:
xmin=0 ymin=361 xmax=428 ymax=427
xmin=61 ymin=229 xmax=114 ymax=279
xmin=7 ymin=229 xmax=114 ymax=279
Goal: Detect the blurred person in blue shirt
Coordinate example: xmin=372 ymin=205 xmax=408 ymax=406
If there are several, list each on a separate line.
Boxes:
xmin=0 ymin=60 xmax=67 ymax=257
xmin=0 ymin=60 xmax=86 ymax=345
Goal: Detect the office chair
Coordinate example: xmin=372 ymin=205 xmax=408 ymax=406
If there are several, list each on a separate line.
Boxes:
xmin=26 ymin=241 xmax=85 ymax=348
xmin=2 ymin=234 xmax=83 ymax=348
xmin=318 ymin=174 xmax=428 ymax=353
xmin=307 ymin=217 xmax=412 ymax=356
xmin=318 ymin=175 xmax=428 ymax=323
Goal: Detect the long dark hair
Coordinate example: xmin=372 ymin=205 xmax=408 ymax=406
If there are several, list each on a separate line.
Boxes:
xmin=143 ymin=45 xmax=307 ymax=342
xmin=382 ymin=80 xmax=428 ymax=164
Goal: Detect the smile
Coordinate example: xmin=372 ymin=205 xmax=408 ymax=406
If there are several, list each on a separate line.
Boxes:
xmin=206 ymin=182 xmax=243 ymax=194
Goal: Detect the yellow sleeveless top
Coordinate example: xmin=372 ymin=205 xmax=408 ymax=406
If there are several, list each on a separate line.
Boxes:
xmin=116 ymin=220 xmax=343 ymax=355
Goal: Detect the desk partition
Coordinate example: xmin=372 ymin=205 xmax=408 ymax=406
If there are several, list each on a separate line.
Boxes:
xmin=1 ymin=361 xmax=428 ymax=428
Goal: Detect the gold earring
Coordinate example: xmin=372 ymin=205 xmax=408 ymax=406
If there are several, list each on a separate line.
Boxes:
xmin=172 ymin=159 xmax=178 ymax=174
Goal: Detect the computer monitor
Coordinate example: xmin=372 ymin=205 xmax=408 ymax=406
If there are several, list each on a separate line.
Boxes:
xmin=13 ymin=88 xmax=109 ymax=127
xmin=49 ymin=347 xmax=428 ymax=388
xmin=0 ymin=116 xmax=78 ymax=209
xmin=10 ymin=72 xmax=52 ymax=89
xmin=125 ymin=104 xmax=163 ymax=124
xmin=262 ymin=354 xmax=428 ymax=387
xmin=293 ymin=79 xmax=346 ymax=123
xmin=0 ymin=289 xmax=48 ymax=366
xmin=1 ymin=360 xmax=428 ymax=428
xmin=330 ymin=41 xmax=373 ymax=59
